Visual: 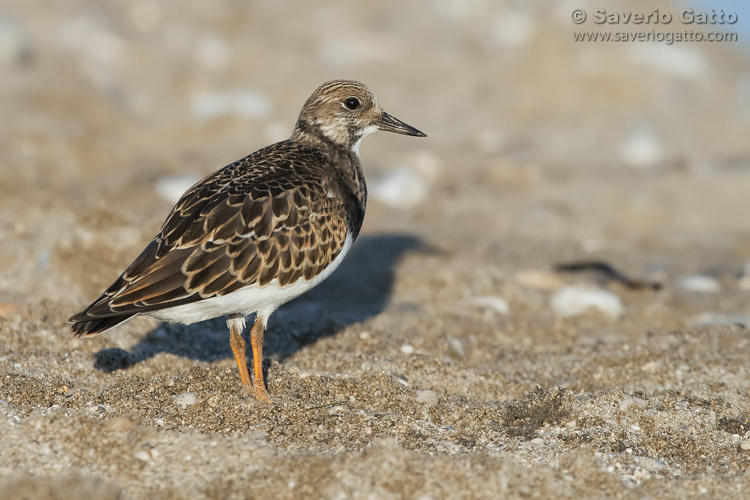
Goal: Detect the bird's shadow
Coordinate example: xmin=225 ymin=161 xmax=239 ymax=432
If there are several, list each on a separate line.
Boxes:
xmin=93 ymin=233 xmax=427 ymax=372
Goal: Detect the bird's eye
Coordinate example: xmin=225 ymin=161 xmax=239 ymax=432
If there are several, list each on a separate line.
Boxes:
xmin=344 ymin=97 xmax=360 ymax=110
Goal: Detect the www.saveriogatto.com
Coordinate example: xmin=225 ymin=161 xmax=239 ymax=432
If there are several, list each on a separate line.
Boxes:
xmin=570 ymin=8 xmax=739 ymax=44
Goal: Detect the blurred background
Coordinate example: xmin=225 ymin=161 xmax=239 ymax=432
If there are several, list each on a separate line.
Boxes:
xmin=2 ymin=0 xmax=750 ymax=308
xmin=1 ymin=0 xmax=749 ymax=324
xmin=3 ymin=2 xmax=750 ymax=496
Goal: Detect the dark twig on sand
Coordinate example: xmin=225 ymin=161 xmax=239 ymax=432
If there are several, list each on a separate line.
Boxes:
xmin=555 ymin=260 xmax=662 ymax=291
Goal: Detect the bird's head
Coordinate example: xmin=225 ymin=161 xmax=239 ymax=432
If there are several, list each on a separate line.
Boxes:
xmin=293 ymin=80 xmax=426 ymax=153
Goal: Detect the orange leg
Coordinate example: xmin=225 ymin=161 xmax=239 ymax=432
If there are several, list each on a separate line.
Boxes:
xmin=249 ymin=316 xmax=271 ymax=403
xmin=228 ymin=316 xmax=252 ymax=387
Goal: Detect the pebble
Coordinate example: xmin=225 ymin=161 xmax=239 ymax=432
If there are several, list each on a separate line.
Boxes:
xmin=515 ymin=270 xmax=564 ymax=290
xmin=550 ymin=286 xmax=624 ymax=320
xmin=134 ymin=451 xmax=150 ymax=462
xmin=740 ymin=440 xmax=750 ymax=451
xmin=392 ymin=373 xmax=411 ymax=387
xmin=636 ymin=456 xmax=668 ymax=471
xmin=155 ymin=174 xmax=202 ymax=204
xmin=446 ymin=337 xmax=465 ymax=358
xmin=678 ymin=275 xmax=721 ymax=293
xmin=101 ymin=416 xmax=135 ymax=433
xmin=641 ymin=361 xmax=658 ymax=372
xmin=416 ymin=390 xmax=439 ymax=406
xmin=692 ymin=313 xmax=750 ymax=328
xmin=84 ymin=402 xmax=106 ymax=414
xmin=370 ymin=168 xmax=428 ymax=208
xmin=619 ymin=397 xmax=647 ymax=411
xmin=464 ymin=296 xmax=509 ymax=315
xmin=620 ymin=125 xmax=662 ymax=169
xmin=400 ymin=344 xmax=415 ymax=355
xmin=190 ymin=89 xmax=272 ymax=122
xmin=529 ymin=437 xmax=545 ymax=446
xmin=174 ymin=392 xmax=197 ymax=407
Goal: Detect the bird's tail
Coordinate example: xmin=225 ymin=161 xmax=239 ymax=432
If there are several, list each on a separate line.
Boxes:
xmin=69 ymin=313 xmax=136 ymax=337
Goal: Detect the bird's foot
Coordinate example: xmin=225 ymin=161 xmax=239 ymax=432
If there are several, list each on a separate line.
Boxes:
xmin=253 ymin=383 xmax=271 ymax=403
xmin=241 ymin=381 xmax=271 ymax=404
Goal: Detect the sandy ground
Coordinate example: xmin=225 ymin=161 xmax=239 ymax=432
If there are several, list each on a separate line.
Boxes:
xmin=2 ymin=1 xmax=750 ymax=498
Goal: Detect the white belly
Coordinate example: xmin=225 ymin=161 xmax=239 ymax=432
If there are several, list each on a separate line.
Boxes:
xmin=148 ymin=233 xmax=353 ymax=325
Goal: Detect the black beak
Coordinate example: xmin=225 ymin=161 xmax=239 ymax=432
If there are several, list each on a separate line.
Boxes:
xmin=376 ymin=112 xmax=427 ymax=137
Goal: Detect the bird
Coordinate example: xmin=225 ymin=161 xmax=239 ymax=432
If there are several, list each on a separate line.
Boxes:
xmin=69 ymin=80 xmax=426 ymax=402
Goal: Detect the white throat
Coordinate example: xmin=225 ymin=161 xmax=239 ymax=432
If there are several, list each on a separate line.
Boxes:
xmin=352 ymin=125 xmax=378 ymax=157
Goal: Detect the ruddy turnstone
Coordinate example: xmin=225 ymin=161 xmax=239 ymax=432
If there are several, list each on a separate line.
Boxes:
xmin=69 ymin=80 xmax=426 ymax=402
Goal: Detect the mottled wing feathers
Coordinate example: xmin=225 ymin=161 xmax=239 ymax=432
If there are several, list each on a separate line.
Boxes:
xmin=70 ymin=143 xmax=350 ymax=331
